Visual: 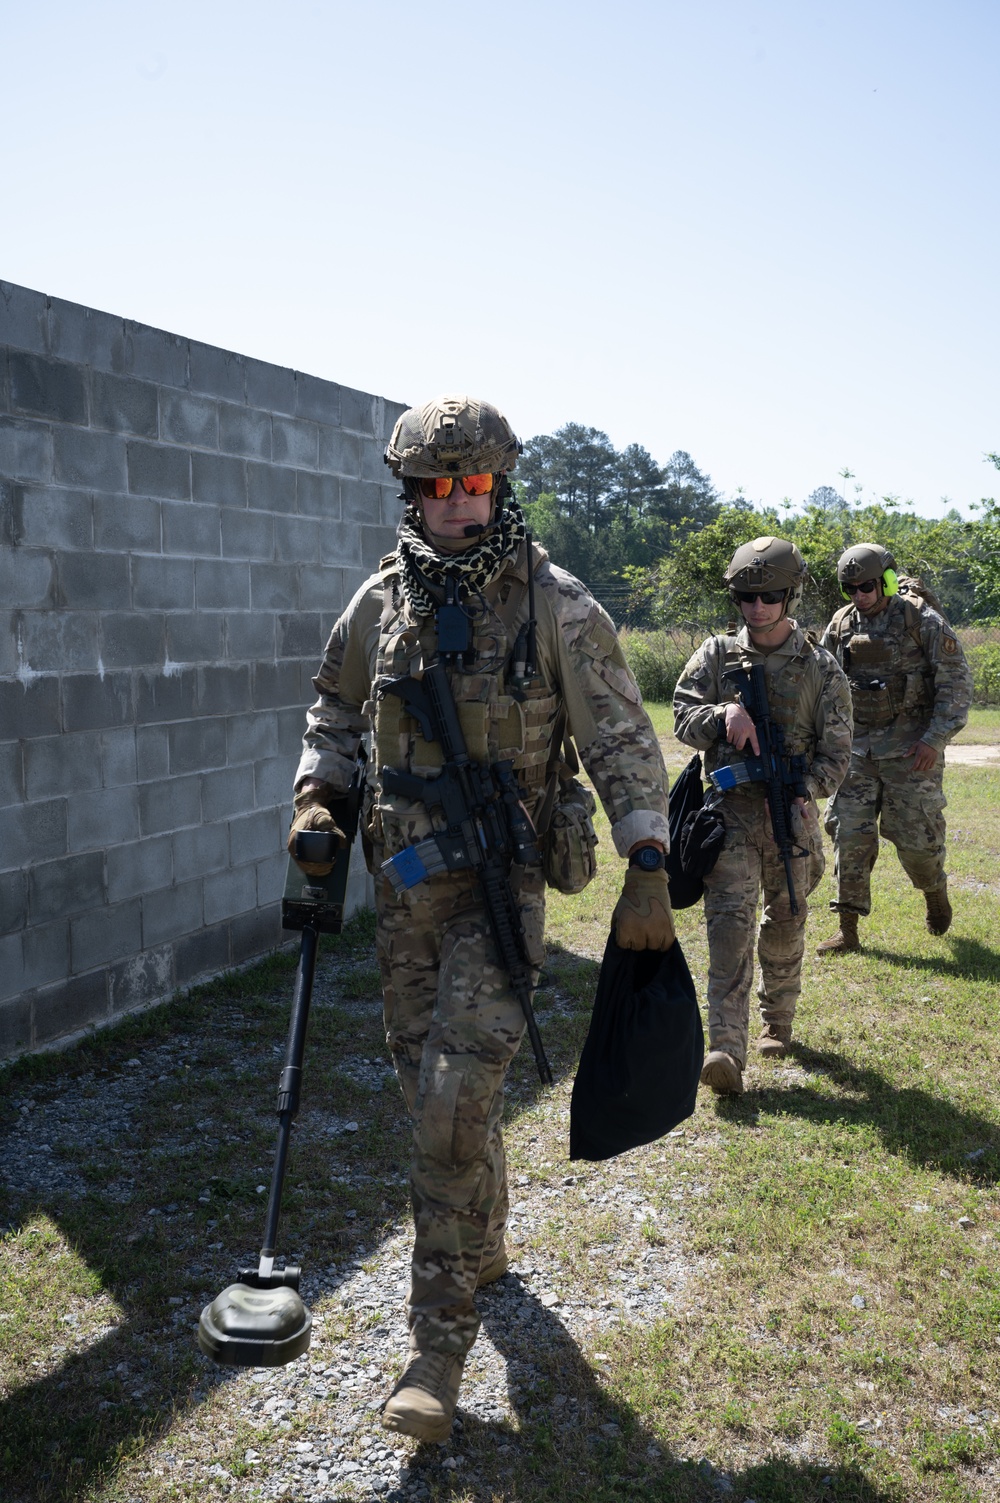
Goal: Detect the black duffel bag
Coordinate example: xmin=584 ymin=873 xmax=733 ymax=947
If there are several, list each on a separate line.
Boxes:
xmin=666 ymin=753 xmax=725 ymax=909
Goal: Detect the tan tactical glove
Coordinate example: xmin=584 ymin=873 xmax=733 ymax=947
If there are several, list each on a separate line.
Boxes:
xmin=287 ymin=783 xmax=346 ymax=876
xmin=613 ymin=866 xmax=676 ymax=951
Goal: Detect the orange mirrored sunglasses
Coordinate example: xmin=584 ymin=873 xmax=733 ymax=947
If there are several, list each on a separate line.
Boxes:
xmin=417 ymin=473 xmax=494 ymax=501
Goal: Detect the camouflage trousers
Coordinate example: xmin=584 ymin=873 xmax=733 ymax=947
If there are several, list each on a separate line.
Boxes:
xmin=823 ymin=751 xmax=947 ymax=915
xmin=702 ymin=793 xmax=825 ymax=1067
xmin=374 ymin=858 xmax=544 ymax=1358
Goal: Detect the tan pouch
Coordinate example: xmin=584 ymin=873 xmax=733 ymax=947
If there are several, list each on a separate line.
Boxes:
xmin=543 ymin=777 xmax=599 ymax=894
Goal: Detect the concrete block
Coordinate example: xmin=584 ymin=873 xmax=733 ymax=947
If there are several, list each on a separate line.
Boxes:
xmin=0 ymin=740 xmax=23 ymax=807
xmin=278 ymin=611 xmax=325 ymax=659
xmin=53 ymin=427 xmax=126 ymax=492
xmin=381 ymin=485 xmax=405 ymax=528
xmin=159 ymin=390 xmax=219 ymax=449
xmin=16 ymin=607 xmax=100 ymax=673
xmin=0 ymin=931 xmax=25 ymax=1001
xmin=246 ymin=358 xmax=297 ymax=416
xmin=71 ymin=899 xmax=143 ymax=972
xmin=252 ymin=659 xmax=304 ymax=710
xmin=195 ymin=558 xmax=249 ymax=609
xmin=162 ymin=500 xmax=221 ymax=556
xmin=277 ymin=705 xmax=308 ymax=757
xmin=68 ymin=785 xmax=140 ymax=852
xmin=272 ymin=416 xmax=319 ymax=470
xmin=341 ymin=565 xmax=371 ymax=602
xmin=0 ymin=280 xmax=50 ymax=356
xmin=340 ymin=478 xmax=382 ymax=524
xmin=274 ymin=514 xmax=321 ymax=564
xmin=101 ymin=727 xmax=138 ymax=787
xmin=299 ymin=562 xmax=346 ymax=614
xmin=173 ymin=820 xmax=229 ymax=878
xmin=168 ymin=716 xmax=227 ymax=774
xmin=317 ymin=426 xmax=360 ymax=479
xmin=189 ymin=340 xmax=245 ymax=402
xmin=0 ymin=868 xmax=28 ymax=930
xmin=361 ymin=438 xmax=389 ymax=484
xmin=256 ymin=851 xmax=286 ymax=905
xmin=0 ymin=797 xmax=66 ymax=871
xmin=201 ymin=764 xmax=255 ymax=822
xmin=220 ymin=506 xmax=272 ymax=559
xmin=24 ymin=730 xmax=102 ymax=799
xmin=106 ymin=834 xmax=173 ymax=902
xmin=127 ymin=440 xmax=190 ymax=500
xmin=22 ymin=919 xmax=70 ymax=992
xmin=99 ymin=610 xmax=165 ymax=668
xmin=248 ymin=459 xmax=295 ymax=514
xmin=224 ymin=610 xmax=276 ymax=660
xmin=108 ymin=944 xmax=173 ymax=1015
xmin=166 ymin=610 xmax=224 ymax=664
xmin=0 ymin=415 xmax=53 ymax=482
xmin=219 ymin=403 xmax=271 ymax=460
xmin=362 ymin=524 xmax=396 ymax=568
xmin=195 ymin=663 xmax=251 ymax=716
xmin=227 ymin=709 xmax=279 ymax=765
xmin=250 ymin=562 xmax=297 ymax=610
xmin=47 ymin=295 xmax=124 ymax=371
xmin=229 ymin=807 xmax=281 ymax=865
xmin=0 ymin=993 xmax=32 ymax=1057
xmin=136 ymin=724 xmax=170 ymax=780
xmin=382 ymin=398 xmax=409 ymax=441
xmin=27 ymin=849 xmax=103 ymax=922
xmin=142 ymin=877 xmax=204 ymax=947
xmin=0 ymin=481 xmax=13 ymax=546
xmin=254 ymin=754 xmax=295 ymax=809
xmin=15 ymin=484 xmax=93 ymax=549
xmin=318 ymin=518 xmax=364 ymax=567
xmin=94 ymin=491 xmax=160 ymax=551
xmin=89 ymin=370 xmax=159 ymax=437
xmin=33 ymin=971 xmax=110 ymax=1048
xmin=62 ymin=670 xmax=135 ymax=732
xmin=122 ymin=320 xmax=188 ymax=387
xmin=174 ymin=922 xmax=230 ymax=986
xmin=295 ymin=372 xmax=340 ymax=425
xmin=192 ymin=450 xmax=247 ymax=508
xmin=231 ymin=902 xmax=282 ymax=963
xmin=57 ymin=550 xmax=130 ymax=609
xmin=296 ymin=469 xmax=341 ymax=518
xmin=136 ymin=664 xmax=197 ymax=724
xmin=10 ymin=352 xmax=88 ymax=424
xmin=0 ymin=677 xmax=61 ymax=740
xmin=298 ymin=658 xmax=319 ymax=703
xmin=204 ymin=862 xmax=257 ymax=925
xmin=340 ymin=386 xmax=378 ymax=435
xmin=132 ymin=555 xmax=195 ymax=610
xmin=139 ymin=772 xmax=202 ymax=835
xmin=0 ymin=547 xmax=56 ymax=608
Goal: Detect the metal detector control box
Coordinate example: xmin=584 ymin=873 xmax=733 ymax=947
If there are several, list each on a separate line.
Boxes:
xmin=281 ymin=842 xmax=353 ymax=935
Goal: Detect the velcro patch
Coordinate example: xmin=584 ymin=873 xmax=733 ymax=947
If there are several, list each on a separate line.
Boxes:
xmin=942 ymin=635 xmax=958 ymax=655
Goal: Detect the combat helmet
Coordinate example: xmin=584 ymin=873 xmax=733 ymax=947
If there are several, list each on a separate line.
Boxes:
xmin=385 ymin=396 xmax=521 ymax=479
xmin=836 ymin=543 xmax=898 ymax=599
xmin=724 ymin=536 xmax=808 ymax=617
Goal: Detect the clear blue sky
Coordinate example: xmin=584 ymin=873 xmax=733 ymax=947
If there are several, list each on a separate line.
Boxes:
xmin=5 ymin=0 xmax=998 ymax=517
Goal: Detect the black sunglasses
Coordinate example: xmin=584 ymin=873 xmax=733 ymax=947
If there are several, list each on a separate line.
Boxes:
xmin=734 ymin=589 xmax=787 ymax=605
xmin=843 ymin=579 xmax=878 ymax=595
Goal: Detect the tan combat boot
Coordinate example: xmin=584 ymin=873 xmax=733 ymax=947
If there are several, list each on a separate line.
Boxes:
xmin=925 ymin=884 xmax=952 ymax=935
xmin=382 ymin=1334 xmax=465 ymax=1443
xmin=758 ymin=1023 xmax=792 ymax=1059
xmin=816 ymin=912 xmax=860 ymax=954
xmin=700 ymin=1050 xmax=744 ymax=1095
xmin=476 ymin=1237 xmax=509 ymax=1288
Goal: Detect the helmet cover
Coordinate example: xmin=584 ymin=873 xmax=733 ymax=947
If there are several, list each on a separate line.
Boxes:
xmin=384 ymin=395 xmax=521 ymax=479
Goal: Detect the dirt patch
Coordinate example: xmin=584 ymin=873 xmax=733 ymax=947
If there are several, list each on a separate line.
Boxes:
xmin=946 ymin=744 xmax=1000 ymax=765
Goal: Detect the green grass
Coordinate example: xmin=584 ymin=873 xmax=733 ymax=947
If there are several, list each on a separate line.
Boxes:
xmin=2 ymin=763 xmax=1000 ymax=1501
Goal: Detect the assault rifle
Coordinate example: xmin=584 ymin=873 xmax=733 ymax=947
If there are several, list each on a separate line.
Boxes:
xmin=708 ymin=663 xmax=809 ymax=914
xmin=377 ymin=657 xmax=553 ymax=1086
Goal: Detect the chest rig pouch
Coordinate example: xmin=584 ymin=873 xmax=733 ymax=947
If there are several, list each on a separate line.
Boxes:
xmin=715 ymin=636 xmax=813 ymax=782
xmin=834 ymin=603 xmax=934 ymax=729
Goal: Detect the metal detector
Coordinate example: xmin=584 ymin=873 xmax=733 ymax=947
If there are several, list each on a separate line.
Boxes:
xmin=198 ymin=760 xmax=365 ymax=1368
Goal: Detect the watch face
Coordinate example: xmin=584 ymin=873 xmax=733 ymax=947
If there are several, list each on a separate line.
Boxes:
xmin=633 ymin=846 xmax=663 ymax=872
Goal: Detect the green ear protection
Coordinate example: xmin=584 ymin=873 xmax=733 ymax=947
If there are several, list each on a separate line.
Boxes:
xmin=840 ymin=567 xmax=899 ymax=602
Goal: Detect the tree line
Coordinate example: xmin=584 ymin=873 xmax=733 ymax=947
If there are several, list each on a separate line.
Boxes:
xmin=515 ymin=427 xmax=1000 ymax=628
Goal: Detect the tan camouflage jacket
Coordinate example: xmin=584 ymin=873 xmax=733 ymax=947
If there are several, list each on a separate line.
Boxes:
xmin=295 ymin=540 xmax=670 ymax=859
xmin=820 ymin=594 xmax=972 ymax=759
xmin=672 ymin=624 xmax=853 ymax=802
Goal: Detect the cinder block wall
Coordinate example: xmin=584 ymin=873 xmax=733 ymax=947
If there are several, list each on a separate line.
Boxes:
xmin=0 ymin=280 xmax=406 ymax=1058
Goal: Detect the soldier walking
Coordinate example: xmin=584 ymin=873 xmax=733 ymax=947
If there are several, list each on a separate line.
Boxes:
xmin=816 ymin=544 xmax=973 ymax=952
xmin=674 ymin=538 xmax=852 ymax=1095
xmin=287 ymin=396 xmax=674 ymax=1440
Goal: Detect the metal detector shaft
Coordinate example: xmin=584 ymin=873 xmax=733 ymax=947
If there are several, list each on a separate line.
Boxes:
xmin=259 ymin=921 xmax=319 ymax=1265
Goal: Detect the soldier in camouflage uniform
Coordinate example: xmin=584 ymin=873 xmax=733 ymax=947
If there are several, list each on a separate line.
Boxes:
xmin=816 ymin=543 xmax=972 ymax=952
xmin=674 ymin=538 xmax=852 ymax=1095
xmin=288 ymin=396 xmax=673 ymax=1441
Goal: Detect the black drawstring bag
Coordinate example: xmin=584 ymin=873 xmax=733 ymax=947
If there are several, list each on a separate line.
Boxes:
xmin=569 ymin=930 xmax=704 ymax=1162
xmin=666 ymin=753 xmax=725 ymax=909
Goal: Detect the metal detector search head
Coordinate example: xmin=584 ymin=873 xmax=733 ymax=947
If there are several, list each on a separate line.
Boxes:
xmin=198 ymin=1268 xmax=312 ymax=1367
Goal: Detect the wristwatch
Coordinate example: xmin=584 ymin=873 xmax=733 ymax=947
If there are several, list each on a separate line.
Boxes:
xmin=628 ymin=845 xmax=666 ymax=872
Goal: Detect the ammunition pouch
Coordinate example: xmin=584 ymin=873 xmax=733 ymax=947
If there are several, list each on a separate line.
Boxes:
xmin=541 ymin=777 xmax=598 ymax=895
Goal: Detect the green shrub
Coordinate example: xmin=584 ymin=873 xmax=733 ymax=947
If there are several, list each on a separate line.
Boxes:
xmin=620 ymin=629 xmax=695 ymax=703
xmin=964 ymin=641 xmax=1000 ymax=704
